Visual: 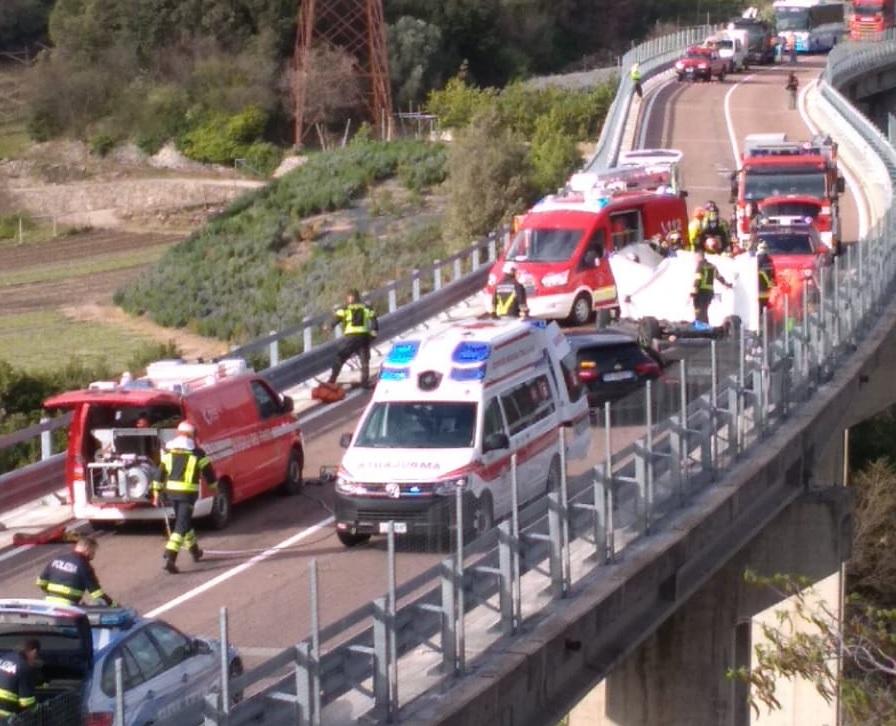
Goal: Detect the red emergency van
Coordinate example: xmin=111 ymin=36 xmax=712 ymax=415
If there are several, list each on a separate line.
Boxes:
xmin=43 ymin=359 xmax=303 ymax=529
xmin=484 ymin=154 xmax=689 ymax=326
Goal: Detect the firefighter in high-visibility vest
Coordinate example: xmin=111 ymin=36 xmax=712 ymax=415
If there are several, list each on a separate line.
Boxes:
xmin=152 ymin=421 xmax=217 ymax=574
xmin=692 ymin=249 xmax=733 ymax=324
xmin=328 ymin=289 xmax=379 ymax=388
xmin=630 ymin=62 xmax=643 ymax=98
xmin=688 ymin=207 xmax=706 ymax=250
xmin=756 ymin=241 xmax=777 ymax=311
xmin=0 ymin=641 xmax=40 ymax=720
xmin=492 ymin=262 xmax=529 ymax=319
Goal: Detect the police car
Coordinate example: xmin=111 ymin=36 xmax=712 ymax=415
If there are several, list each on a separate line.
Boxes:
xmin=0 ymin=599 xmax=242 ymax=726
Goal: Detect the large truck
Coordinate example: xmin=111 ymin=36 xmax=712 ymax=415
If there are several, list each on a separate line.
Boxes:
xmin=849 ymin=0 xmax=895 ymax=39
xmin=773 ymin=0 xmax=845 ymax=52
xmin=730 ymin=134 xmax=845 ymax=248
xmin=728 ymin=17 xmax=778 ymax=64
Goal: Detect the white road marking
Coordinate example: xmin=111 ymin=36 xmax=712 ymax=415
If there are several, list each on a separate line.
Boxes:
xmin=0 ymin=545 xmax=32 ymax=564
xmin=724 ymin=72 xmax=758 ymax=165
xmin=145 ymin=515 xmax=335 ymax=618
xmin=797 ymin=79 xmax=869 ymax=239
xmin=637 ymin=79 xmax=665 ymax=149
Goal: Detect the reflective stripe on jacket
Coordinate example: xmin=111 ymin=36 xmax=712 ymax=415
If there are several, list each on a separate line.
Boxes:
xmin=152 ymin=446 xmax=216 ymax=495
xmin=36 ymin=551 xmax=105 ymax=605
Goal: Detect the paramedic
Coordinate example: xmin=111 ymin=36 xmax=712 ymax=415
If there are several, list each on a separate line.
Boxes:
xmin=328 ymin=289 xmax=378 ymax=389
xmin=492 ymin=262 xmax=529 ymax=319
xmin=36 ymin=535 xmax=116 ymax=606
xmin=693 ymin=249 xmax=733 ymax=324
xmin=152 ymin=421 xmax=217 ymax=574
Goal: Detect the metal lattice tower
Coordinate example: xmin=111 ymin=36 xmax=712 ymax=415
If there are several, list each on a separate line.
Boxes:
xmin=293 ymin=0 xmax=392 ymax=145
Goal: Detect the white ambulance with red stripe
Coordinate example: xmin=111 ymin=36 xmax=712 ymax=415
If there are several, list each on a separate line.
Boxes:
xmin=334 ymin=319 xmax=590 ymax=547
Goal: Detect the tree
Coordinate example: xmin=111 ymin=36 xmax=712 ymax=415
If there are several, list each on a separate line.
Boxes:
xmin=444 ymin=106 xmax=531 ymax=243
xmin=730 ymin=571 xmax=896 ymax=725
xmin=388 ymin=16 xmax=443 ymax=109
xmin=529 ymin=110 xmax=580 ymax=193
xmin=0 ymin=0 xmax=53 ymax=50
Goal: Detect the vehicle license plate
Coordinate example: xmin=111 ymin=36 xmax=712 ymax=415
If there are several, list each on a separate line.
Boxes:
xmin=379 ymin=522 xmax=408 ymax=534
xmin=603 ymin=371 xmax=635 ymax=382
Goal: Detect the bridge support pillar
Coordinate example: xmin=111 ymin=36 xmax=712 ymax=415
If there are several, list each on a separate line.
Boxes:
xmin=569 ymin=487 xmax=851 ymax=726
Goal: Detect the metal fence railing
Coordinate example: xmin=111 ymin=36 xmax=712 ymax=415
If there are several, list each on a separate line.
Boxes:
xmin=165 ymin=34 xmax=896 ymax=726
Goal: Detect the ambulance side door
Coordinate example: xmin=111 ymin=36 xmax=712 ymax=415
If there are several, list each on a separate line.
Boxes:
xmin=479 ymin=398 xmax=512 ymax=519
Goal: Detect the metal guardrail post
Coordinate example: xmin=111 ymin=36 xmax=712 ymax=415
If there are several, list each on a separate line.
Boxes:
xmin=472 ymin=246 xmax=481 ymax=270
xmin=510 ymin=453 xmax=521 ymax=629
xmin=710 ymin=341 xmax=718 ymax=478
xmin=488 ymin=235 xmax=497 ymax=262
xmin=40 ymin=416 xmax=52 ymax=461
xmin=309 ymin=559 xmax=321 ymax=726
xmin=303 ymin=317 xmax=313 ymax=352
xmin=433 ymin=262 xmax=442 ymax=291
xmin=269 ymin=331 xmax=279 ymax=368
xmin=386 ymin=522 xmax=399 ymax=704
xmin=453 ymin=257 xmax=462 ymax=281
xmin=219 ymin=607 xmax=231 ymax=718
xmin=454 ymin=488 xmax=465 ymax=675
xmin=294 ymin=641 xmax=312 ymax=725
xmin=114 ymin=657 xmax=125 ymax=726
xmin=645 ymin=379 xmax=654 ymax=533
xmin=387 ymin=285 xmax=398 ymax=313
xmin=558 ymin=426 xmax=571 ymax=593
xmin=372 ymin=597 xmax=392 ymax=721
xmin=412 ymin=270 xmax=421 ymax=301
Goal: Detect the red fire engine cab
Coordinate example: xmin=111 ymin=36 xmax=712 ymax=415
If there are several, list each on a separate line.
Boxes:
xmin=484 ymin=150 xmax=689 ymax=326
xmin=730 ymin=133 xmax=844 ymax=249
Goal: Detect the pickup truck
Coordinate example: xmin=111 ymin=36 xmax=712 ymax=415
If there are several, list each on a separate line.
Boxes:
xmin=675 ymin=46 xmax=727 ymax=82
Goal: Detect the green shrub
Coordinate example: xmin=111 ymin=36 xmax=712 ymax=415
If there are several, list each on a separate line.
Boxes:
xmin=529 ymin=111 xmax=581 ymax=192
xmin=242 ymin=141 xmax=282 ymax=177
xmin=426 ymin=76 xmax=495 ymax=129
xmin=89 ymin=131 xmax=117 ymax=157
xmin=178 ymin=106 xmax=268 ymax=165
xmin=0 ymin=213 xmax=35 ymax=239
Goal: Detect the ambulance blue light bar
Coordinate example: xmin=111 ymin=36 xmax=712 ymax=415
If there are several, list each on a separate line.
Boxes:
xmin=386 ymin=342 xmax=420 ymax=366
xmin=450 ymin=365 xmax=487 ymax=382
xmin=452 ymin=342 xmax=491 ymax=364
xmin=380 ymin=367 xmax=410 ymax=382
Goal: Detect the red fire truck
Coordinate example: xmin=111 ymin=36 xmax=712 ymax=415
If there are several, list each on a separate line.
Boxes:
xmin=730 ymin=134 xmax=844 ymax=248
xmin=849 ymin=0 xmax=894 ymax=39
xmin=484 ymin=151 xmax=689 ymax=326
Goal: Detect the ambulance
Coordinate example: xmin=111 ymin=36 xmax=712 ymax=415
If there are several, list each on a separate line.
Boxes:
xmin=334 ymin=319 xmax=591 ymax=546
xmin=43 ymin=359 xmax=303 ymax=530
xmin=483 ymin=151 xmax=689 ymax=326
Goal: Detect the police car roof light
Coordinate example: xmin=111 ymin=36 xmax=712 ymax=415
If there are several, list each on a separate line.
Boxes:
xmin=85 ymin=608 xmax=137 ymax=629
xmin=451 ymin=341 xmax=491 ymax=365
xmin=386 ymin=341 xmax=420 ymax=366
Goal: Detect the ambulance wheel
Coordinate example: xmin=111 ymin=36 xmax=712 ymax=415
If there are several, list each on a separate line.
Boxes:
xmin=280 ymin=448 xmax=304 ymax=496
xmin=337 ymin=531 xmax=371 ymax=547
xmin=466 ymin=491 xmax=494 ymax=541
xmin=596 ymin=308 xmax=612 ymax=330
xmin=209 ymin=481 xmax=233 ymax=530
xmin=546 ymin=456 xmax=562 ymax=495
xmin=638 ymin=317 xmax=661 ymax=349
xmin=568 ymin=293 xmax=593 ymax=326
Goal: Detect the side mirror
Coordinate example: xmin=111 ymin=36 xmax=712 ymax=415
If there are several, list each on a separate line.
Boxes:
xmin=191 ymin=638 xmax=212 ymax=655
xmin=339 ymin=432 xmax=353 ymax=449
xmin=483 ymin=432 xmax=510 ymax=453
xmin=837 ymin=176 xmax=845 ymax=195
xmin=281 ymin=395 xmax=294 ymax=413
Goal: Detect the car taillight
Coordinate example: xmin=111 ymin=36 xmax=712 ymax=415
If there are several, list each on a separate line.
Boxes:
xmin=578 ymin=361 xmax=598 ymax=381
xmin=635 ymin=361 xmax=661 ymax=377
xmin=815 ymin=214 xmax=831 ymax=231
xmin=85 ymin=714 xmax=113 ymax=726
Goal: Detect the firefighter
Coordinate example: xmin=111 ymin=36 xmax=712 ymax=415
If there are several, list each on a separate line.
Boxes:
xmin=786 ymin=71 xmax=799 ymax=109
xmin=492 ymin=262 xmax=529 ymax=319
xmin=152 ymin=421 xmax=217 ymax=574
xmin=0 ymin=640 xmax=39 ymax=720
xmin=630 ymin=62 xmax=643 ymax=98
xmin=756 ymin=241 xmax=777 ymax=311
xmin=36 ymin=536 xmax=116 ymax=606
xmin=687 ymin=207 xmax=706 ymax=250
xmin=328 ymin=289 xmax=378 ymax=389
xmin=698 ymin=201 xmax=732 ymax=253
xmin=692 ymin=249 xmax=733 ymax=324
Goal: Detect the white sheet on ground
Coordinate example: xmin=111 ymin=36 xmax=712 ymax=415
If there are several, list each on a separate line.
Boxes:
xmin=610 ymin=249 xmax=759 ymax=331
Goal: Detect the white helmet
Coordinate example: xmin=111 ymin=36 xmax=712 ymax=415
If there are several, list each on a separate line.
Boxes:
xmin=502 ymin=261 xmax=517 ymax=276
xmin=176 ymin=421 xmax=196 ymax=438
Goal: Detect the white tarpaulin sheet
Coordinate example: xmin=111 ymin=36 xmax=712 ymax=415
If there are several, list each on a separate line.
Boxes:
xmin=611 ymin=248 xmax=760 ymax=331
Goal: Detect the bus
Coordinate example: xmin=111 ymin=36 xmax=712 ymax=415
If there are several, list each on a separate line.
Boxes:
xmin=849 ymin=0 xmax=895 ymax=40
xmin=773 ymin=0 xmax=845 ymax=51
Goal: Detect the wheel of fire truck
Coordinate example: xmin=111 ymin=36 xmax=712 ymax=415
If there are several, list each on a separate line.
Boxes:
xmin=596 ymin=307 xmax=613 ymax=330
xmin=279 ymin=448 xmax=304 ymax=496
xmin=568 ymin=293 xmax=593 ymax=326
xmin=337 ymin=531 xmax=371 ymax=547
xmin=638 ymin=316 xmax=662 ymax=349
xmin=466 ymin=490 xmax=494 ymax=542
xmin=209 ymin=480 xmax=233 ymax=530
xmin=723 ymin=315 xmax=742 ymax=338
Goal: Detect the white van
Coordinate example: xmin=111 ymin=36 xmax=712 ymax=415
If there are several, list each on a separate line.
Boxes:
xmin=334 ymin=319 xmax=591 ymax=546
xmin=707 ymin=31 xmax=749 ymax=72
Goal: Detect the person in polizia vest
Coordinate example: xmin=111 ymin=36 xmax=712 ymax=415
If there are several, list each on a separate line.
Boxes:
xmin=36 ymin=535 xmax=116 ymax=606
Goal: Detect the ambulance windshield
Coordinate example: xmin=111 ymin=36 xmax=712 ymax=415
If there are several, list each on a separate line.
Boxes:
xmin=355 ymin=401 xmax=477 ymax=449
xmin=506 ymin=227 xmax=585 ymax=263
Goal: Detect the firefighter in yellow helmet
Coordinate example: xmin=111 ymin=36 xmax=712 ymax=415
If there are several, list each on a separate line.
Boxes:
xmin=152 ymin=421 xmax=217 ymax=574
